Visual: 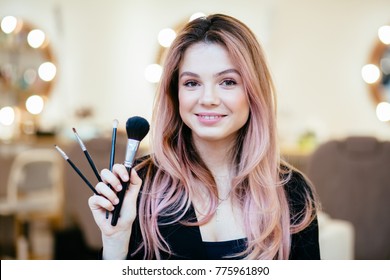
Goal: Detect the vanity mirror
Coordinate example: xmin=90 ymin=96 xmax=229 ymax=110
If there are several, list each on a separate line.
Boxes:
xmin=0 ymin=16 xmax=56 ymax=124
xmin=362 ymin=24 xmax=390 ymax=121
xmin=144 ymin=12 xmax=206 ymax=84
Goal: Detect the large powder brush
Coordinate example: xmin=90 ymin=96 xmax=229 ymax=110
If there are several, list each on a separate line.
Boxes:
xmin=111 ymin=116 xmax=150 ymax=226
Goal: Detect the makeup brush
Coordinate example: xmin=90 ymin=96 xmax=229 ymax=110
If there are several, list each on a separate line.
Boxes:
xmin=109 ymin=119 xmax=118 ymax=171
xmin=111 ymin=116 xmax=149 ymax=226
xmin=72 ymin=127 xmax=102 ymax=182
xmin=55 ymin=145 xmax=98 ymax=195
xmin=106 ymin=119 xmax=118 ymax=219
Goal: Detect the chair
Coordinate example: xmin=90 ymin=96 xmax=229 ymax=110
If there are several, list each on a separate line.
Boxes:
xmin=4 ymin=148 xmax=64 ymax=217
xmin=0 ymin=148 xmax=64 ymax=259
xmin=306 ymin=136 xmax=390 ymax=259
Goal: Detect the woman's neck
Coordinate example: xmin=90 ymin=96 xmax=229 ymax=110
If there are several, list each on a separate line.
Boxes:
xmin=192 ymin=135 xmax=235 ymax=178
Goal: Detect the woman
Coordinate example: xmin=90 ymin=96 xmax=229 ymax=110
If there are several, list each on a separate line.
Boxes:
xmin=89 ymin=13 xmax=321 ymax=260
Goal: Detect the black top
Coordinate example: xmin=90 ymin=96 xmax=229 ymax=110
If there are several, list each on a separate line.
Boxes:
xmin=203 ymin=238 xmax=247 ymax=259
xmin=113 ymin=156 xmax=320 ymax=260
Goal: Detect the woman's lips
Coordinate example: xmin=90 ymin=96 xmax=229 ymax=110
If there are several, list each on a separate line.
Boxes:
xmin=195 ymin=113 xmax=226 ymax=124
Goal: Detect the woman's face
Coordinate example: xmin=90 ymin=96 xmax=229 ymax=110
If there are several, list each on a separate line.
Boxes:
xmin=178 ymin=42 xmax=250 ymax=145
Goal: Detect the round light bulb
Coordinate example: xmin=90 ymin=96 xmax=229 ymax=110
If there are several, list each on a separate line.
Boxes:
xmin=144 ymin=64 xmax=162 ymax=83
xmin=189 ymin=12 xmax=206 ymax=22
xmin=361 ymin=64 xmax=381 ymax=84
xmin=1 ymin=16 xmax=17 ymax=34
xmin=378 ymin=25 xmax=390 ymax=45
xmin=158 ymin=28 xmax=176 ymax=48
xmin=26 ymin=95 xmax=44 ymax=115
xmin=38 ymin=62 xmax=56 ymax=81
xmin=376 ymin=102 xmax=390 ymax=122
xmin=27 ymin=29 xmax=46 ymax=48
xmin=0 ymin=106 xmax=16 ymax=126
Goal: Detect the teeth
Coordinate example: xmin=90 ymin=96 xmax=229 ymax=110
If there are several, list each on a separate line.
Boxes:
xmin=200 ymin=115 xmax=221 ymax=120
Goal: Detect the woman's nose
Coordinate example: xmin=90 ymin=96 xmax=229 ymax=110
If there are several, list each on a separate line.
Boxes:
xmin=198 ymin=86 xmax=220 ymax=106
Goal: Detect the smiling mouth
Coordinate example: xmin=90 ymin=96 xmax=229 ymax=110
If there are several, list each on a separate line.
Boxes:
xmin=196 ymin=114 xmax=226 ymax=120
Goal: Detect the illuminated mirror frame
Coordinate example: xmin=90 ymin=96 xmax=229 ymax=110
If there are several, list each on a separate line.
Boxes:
xmin=363 ymin=24 xmax=390 ymax=122
xmin=367 ymin=35 xmax=389 ymax=104
xmin=0 ymin=16 xmax=57 ymax=116
xmin=144 ymin=12 xmax=207 ymax=84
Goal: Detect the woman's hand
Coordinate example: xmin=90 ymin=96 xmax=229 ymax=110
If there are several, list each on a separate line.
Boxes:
xmin=88 ymin=163 xmax=142 ymax=259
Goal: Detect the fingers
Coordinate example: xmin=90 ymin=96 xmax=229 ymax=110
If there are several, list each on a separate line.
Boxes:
xmin=89 ymin=165 xmax=143 ymax=230
xmin=88 ymin=193 xmax=114 ymax=212
xmin=113 ymin=163 xmax=130 ymax=182
xmin=95 ymin=164 xmax=142 ymax=209
xmin=126 ymin=169 xmax=142 ymax=203
xmin=95 ymin=182 xmax=119 ymax=206
xmin=129 ymin=168 xmax=142 ymax=187
xmin=101 ymin=164 xmax=142 ymax=189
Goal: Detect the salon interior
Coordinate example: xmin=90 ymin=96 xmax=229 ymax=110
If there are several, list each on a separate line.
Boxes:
xmin=0 ymin=0 xmax=390 ymax=260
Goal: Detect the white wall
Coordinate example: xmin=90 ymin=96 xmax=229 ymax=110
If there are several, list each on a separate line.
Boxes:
xmin=1 ymin=0 xmax=390 ymax=145
xmin=268 ymin=0 xmax=390 ymax=146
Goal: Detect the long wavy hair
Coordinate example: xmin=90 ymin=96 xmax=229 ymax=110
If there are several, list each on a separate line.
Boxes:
xmin=136 ymin=14 xmax=317 ymax=259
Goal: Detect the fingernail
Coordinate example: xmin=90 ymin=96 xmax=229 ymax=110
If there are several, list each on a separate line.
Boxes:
xmin=117 ymin=185 xmax=122 ymax=191
xmin=114 ymin=198 xmax=119 ymax=205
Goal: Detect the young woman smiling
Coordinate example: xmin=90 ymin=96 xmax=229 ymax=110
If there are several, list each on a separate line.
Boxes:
xmin=89 ymin=13 xmax=321 ymax=260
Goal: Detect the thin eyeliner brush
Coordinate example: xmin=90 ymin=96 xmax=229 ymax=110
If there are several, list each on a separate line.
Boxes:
xmin=106 ymin=119 xmax=118 ymax=219
xmin=54 ymin=145 xmax=98 ymax=195
xmin=72 ymin=127 xmax=102 ymax=182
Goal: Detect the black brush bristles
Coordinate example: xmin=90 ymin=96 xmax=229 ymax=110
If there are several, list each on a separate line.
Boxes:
xmin=126 ymin=116 xmax=150 ymax=141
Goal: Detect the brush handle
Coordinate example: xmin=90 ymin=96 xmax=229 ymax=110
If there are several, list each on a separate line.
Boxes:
xmin=111 ymin=166 xmax=131 ymax=226
xmin=84 ymin=150 xmax=102 ymax=182
xmin=109 ymin=127 xmax=117 ymax=169
xmin=67 ymin=159 xmax=98 ymax=195
xmin=106 ymin=127 xmax=117 ymax=219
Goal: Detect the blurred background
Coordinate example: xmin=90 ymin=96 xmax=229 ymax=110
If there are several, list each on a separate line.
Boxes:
xmin=0 ymin=0 xmax=389 ymax=260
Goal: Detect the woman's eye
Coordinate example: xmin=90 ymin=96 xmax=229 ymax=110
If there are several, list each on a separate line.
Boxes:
xmin=183 ymin=81 xmax=199 ymax=87
xmin=221 ymin=79 xmax=237 ymax=86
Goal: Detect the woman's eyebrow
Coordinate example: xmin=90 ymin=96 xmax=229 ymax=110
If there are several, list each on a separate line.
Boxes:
xmin=179 ymin=71 xmax=199 ymax=79
xmin=179 ymin=69 xmax=240 ymax=79
xmin=214 ymin=69 xmax=240 ymax=77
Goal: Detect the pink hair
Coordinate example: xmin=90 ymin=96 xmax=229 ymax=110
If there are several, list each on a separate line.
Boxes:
xmin=135 ymin=14 xmax=318 ymax=259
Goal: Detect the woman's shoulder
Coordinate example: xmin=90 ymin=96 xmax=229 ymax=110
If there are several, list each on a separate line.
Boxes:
xmin=280 ymin=162 xmax=312 ymax=193
xmin=281 ymin=166 xmax=316 ymax=213
xmin=284 ymin=169 xmax=311 ymax=193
